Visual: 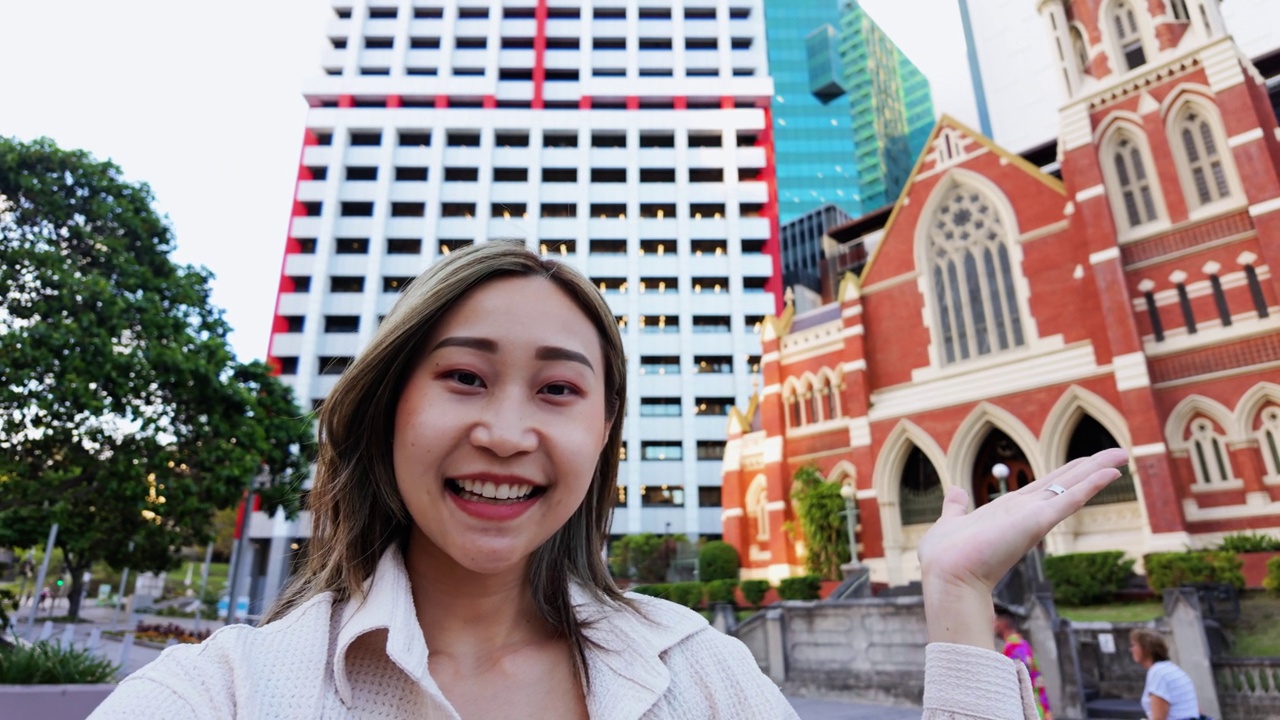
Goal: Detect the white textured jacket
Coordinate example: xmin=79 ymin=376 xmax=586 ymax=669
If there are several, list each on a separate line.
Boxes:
xmin=89 ymin=546 xmax=1037 ymax=719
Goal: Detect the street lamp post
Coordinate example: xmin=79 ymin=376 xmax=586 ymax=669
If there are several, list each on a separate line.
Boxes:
xmin=839 ymin=484 xmax=859 ymax=566
xmin=992 ymin=462 xmax=1010 ymax=498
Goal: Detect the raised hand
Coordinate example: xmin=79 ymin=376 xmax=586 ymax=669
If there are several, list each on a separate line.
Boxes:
xmin=916 ymin=447 xmax=1130 ymax=648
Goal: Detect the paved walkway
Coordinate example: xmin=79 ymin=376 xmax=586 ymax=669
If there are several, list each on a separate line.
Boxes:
xmin=14 ymin=601 xmax=925 ymax=717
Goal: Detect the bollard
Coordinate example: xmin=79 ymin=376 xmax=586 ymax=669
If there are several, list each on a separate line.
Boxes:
xmin=60 ymin=623 xmax=75 ymax=645
xmin=87 ymin=627 xmax=102 ymax=654
xmin=38 ymin=620 xmax=54 ymax=641
xmin=118 ymin=632 xmax=134 ymax=673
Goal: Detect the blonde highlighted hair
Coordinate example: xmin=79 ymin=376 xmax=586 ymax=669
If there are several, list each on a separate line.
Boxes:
xmin=263 ymin=242 xmax=628 ymax=681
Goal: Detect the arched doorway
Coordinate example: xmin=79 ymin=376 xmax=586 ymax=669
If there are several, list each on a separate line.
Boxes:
xmin=900 ymin=446 xmax=945 ymax=526
xmin=1067 ymin=415 xmax=1138 ymax=505
xmin=972 ymin=428 xmax=1034 ymax=506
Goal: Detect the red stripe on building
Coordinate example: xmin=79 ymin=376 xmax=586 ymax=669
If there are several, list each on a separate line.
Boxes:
xmin=265 ymin=128 xmax=320 ymax=375
xmin=532 ymin=0 xmax=549 ymax=109
xmin=759 ymin=104 xmax=785 ymax=314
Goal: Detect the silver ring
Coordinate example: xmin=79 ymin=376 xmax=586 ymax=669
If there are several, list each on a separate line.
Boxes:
xmin=1046 ymin=483 xmax=1067 ymax=496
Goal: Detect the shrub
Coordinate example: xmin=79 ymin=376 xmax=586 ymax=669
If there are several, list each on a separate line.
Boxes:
xmin=705 ymin=579 xmax=739 ymax=605
xmin=1145 ymin=551 xmax=1245 ymax=592
xmin=740 ymin=580 xmax=770 ymax=608
xmin=629 ymin=583 xmax=671 ymax=599
xmin=134 ymin=622 xmax=211 ymax=645
xmin=777 ymin=574 xmax=822 ymax=601
xmin=698 ymin=541 xmax=741 ymax=582
xmin=791 ymin=466 xmax=849 ymax=579
xmin=667 ymin=582 xmax=705 ymax=609
xmin=0 ymin=641 xmax=118 ymax=684
xmin=609 ymin=534 xmax=674 ymax=583
xmin=1263 ymin=557 xmax=1280 ymax=596
xmin=1044 ymin=551 xmax=1135 ymax=606
xmin=1218 ymin=533 xmax=1280 ymax=553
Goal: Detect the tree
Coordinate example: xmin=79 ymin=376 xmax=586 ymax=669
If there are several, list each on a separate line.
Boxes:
xmin=790 ymin=465 xmax=849 ymax=580
xmin=0 ymin=136 xmax=313 ymax=619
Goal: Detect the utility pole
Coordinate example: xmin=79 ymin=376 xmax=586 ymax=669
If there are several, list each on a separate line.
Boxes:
xmin=26 ymin=523 xmax=58 ymax=637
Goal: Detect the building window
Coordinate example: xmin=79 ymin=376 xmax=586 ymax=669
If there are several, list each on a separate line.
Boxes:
xmin=640 ymin=398 xmax=681 ymax=417
xmin=1257 ymin=406 xmax=1280 ymax=480
xmin=1189 ymin=418 xmax=1234 ymax=485
xmin=695 ymin=398 xmax=733 ymax=416
xmin=346 ymin=166 xmax=377 ymax=181
xmin=396 ymin=167 xmax=429 ymax=182
xmin=391 ymin=202 xmax=426 ymax=218
xmin=1110 ymin=134 xmax=1159 ymax=228
xmin=698 ymin=486 xmax=723 ymax=507
xmin=276 ymin=356 xmax=299 ymax=375
xmin=746 ymin=476 xmax=769 ymax=541
xmin=1144 ymin=288 xmax=1165 ymax=341
xmin=697 ymin=441 xmax=726 ymax=460
xmin=324 ymin=315 xmax=360 ymax=333
xmin=330 ymin=276 xmax=364 ymax=293
xmin=287 ymin=276 xmax=311 ymax=293
xmin=641 ymin=442 xmax=682 ymax=461
xmin=541 ymin=203 xmax=577 ymax=218
xmin=444 ymin=167 xmax=479 ymax=182
xmin=695 ymin=356 xmax=732 ymax=374
xmin=439 ymin=238 xmax=473 ymax=254
xmin=638 ymin=315 xmax=677 ymax=333
xmin=341 ymin=202 xmax=374 ymax=217
xmin=615 ymin=484 xmax=627 ymax=507
xmin=1170 ymin=0 xmax=1190 ymax=22
xmin=441 ymin=203 xmax=475 ymax=218
xmin=349 ymin=131 xmax=382 ymax=146
xmin=387 ymin=238 xmax=422 ymax=255
xmin=282 ymin=316 xmax=305 ymax=333
xmin=1208 ymin=272 xmax=1232 ymax=326
xmin=1175 ymin=279 xmax=1197 ymax=334
xmin=319 ymin=356 xmax=355 ymax=375
xmin=492 ymin=203 xmax=528 ymax=219
xmin=1112 ymin=1 xmax=1146 ymax=71
xmin=398 ymin=131 xmax=431 ymax=147
xmin=1174 ymin=106 xmax=1232 ymax=209
xmin=1243 ymin=264 xmax=1270 ymax=318
xmin=900 ymin=446 xmax=944 ymax=525
xmin=639 ymin=356 xmax=680 ymax=375
xmin=640 ymin=485 xmax=684 ymax=506
xmin=384 ymin=276 xmax=413 ymax=292
xmin=925 ymin=180 xmax=1027 ymax=364
xmin=691 ymin=316 xmax=731 ymax=333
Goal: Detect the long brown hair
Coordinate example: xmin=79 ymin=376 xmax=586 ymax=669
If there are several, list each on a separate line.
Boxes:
xmin=264 ymin=241 xmax=628 ymax=682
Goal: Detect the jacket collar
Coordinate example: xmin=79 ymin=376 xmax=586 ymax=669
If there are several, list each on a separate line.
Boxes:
xmin=332 ymin=546 xmax=709 ymax=717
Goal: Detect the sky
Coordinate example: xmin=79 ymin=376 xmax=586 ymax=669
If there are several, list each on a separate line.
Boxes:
xmin=0 ymin=0 xmax=979 ymax=362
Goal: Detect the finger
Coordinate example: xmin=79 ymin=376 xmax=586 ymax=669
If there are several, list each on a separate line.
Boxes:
xmin=938 ymin=485 xmax=970 ymax=520
xmin=1018 ymin=448 xmax=1129 ymax=495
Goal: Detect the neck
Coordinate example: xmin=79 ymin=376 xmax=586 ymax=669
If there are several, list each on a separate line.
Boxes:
xmin=403 ymin=534 xmax=553 ymax=660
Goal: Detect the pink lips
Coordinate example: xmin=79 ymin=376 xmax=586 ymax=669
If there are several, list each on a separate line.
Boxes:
xmin=447 ymin=474 xmax=543 ymax=522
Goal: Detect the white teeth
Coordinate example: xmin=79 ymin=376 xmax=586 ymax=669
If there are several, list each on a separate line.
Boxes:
xmin=452 ymin=479 xmax=538 ymax=501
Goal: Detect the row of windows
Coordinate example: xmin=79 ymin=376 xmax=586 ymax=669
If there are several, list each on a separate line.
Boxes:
xmin=283 ymin=275 xmax=414 ymax=294
xmin=298 ymin=200 xmax=769 ymax=219
xmin=638 ymin=397 xmax=735 ymax=416
xmin=613 ymin=315 xmax=765 ymax=333
xmin=310 ymin=166 xmax=753 ymax=183
xmin=638 ymin=356 xmax=748 ymax=374
xmin=594 ymin=277 xmax=768 ymax=293
xmin=1178 ymin=407 xmax=1280 ymax=487
xmin=614 ymin=485 xmax=723 ymax=508
xmin=335 ymin=65 xmax=761 ymax=79
xmin=333 ymin=35 xmax=755 ymax=51
xmin=783 ymin=368 xmax=844 ymax=428
xmin=312 ymin=128 xmax=762 ymax=148
xmin=336 ymin=6 xmax=753 ymax=21
xmin=291 ymin=237 xmax=763 ymax=256
xmin=1140 ymin=264 xmax=1271 ymax=341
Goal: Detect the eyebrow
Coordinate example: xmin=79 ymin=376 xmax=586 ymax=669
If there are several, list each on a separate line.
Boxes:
xmin=430 ymin=336 xmax=595 ymax=373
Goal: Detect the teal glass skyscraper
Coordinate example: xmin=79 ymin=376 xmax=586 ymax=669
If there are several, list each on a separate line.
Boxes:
xmin=764 ymin=0 xmax=936 ymax=222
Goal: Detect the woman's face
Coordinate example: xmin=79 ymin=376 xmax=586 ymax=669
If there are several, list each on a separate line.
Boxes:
xmin=1130 ymin=639 xmax=1145 ymax=664
xmin=393 ymin=275 xmax=611 ymax=577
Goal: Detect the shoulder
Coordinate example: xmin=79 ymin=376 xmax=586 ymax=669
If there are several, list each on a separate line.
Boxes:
xmin=90 ymin=593 xmax=338 ymax=719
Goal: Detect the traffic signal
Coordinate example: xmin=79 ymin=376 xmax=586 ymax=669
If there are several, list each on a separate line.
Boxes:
xmin=55 ymin=579 xmax=64 ymax=586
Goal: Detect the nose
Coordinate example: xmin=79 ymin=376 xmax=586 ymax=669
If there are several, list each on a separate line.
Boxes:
xmin=469 ymin=390 xmax=539 ymax=457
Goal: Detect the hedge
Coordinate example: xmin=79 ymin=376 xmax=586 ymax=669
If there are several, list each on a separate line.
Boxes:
xmin=1144 ymin=551 xmax=1245 ymax=592
xmin=1263 ymin=556 xmax=1280 ymax=596
xmin=698 ymin=541 xmax=741 ymax=582
xmin=1218 ymin=532 xmax=1280 ymax=553
xmin=777 ymin=574 xmax=822 ymax=601
xmin=705 ymin=579 xmax=739 ymax=605
xmin=740 ymin=580 xmax=770 ymax=608
xmin=1043 ymin=551 xmax=1135 ymax=606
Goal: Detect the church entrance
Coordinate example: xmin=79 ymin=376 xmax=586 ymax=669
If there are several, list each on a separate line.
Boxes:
xmin=971 ymin=428 xmax=1034 ymax=506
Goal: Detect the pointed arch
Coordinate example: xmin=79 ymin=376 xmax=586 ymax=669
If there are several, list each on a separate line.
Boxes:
xmin=915 ymin=169 xmax=1035 ymax=368
xmin=1234 ymin=382 xmax=1280 ymax=435
xmin=1041 ymin=385 xmax=1133 ymax=467
xmin=946 ymin=402 xmax=1047 ymax=493
xmin=827 ymin=460 xmax=858 ymax=486
xmin=799 ymin=371 xmax=821 ymax=423
xmin=1165 ymin=394 xmax=1238 ymax=445
xmin=1101 ymin=0 xmax=1154 ymax=72
xmin=783 ymin=376 xmax=803 ymax=429
xmin=1097 ymin=119 xmax=1168 ymax=237
xmin=1235 ymin=383 xmax=1280 ymax=483
xmin=1164 ymin=89 xmax=1242 ymax=215
xmin=745 ymin=474 xmax=770 ymax=543
xmin=872 ymin=420 xmax=948 ymax=586
xmin=818 ymin=367 xmax=842 ymax=420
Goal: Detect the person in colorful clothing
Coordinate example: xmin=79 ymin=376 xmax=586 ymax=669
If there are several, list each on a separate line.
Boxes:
xmin=996 ymin=610 xmax=1053 ymax=719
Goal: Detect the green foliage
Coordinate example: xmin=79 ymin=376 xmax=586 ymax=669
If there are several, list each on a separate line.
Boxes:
xmin=790 ymin=465 xmax=849 ymax=580
xmin=630 ymin=583 xmax=670 ymax=599
xmin=1263 ymin=557 xmax=1280 ymax=596
xmin=740 ymin=580 xmax=770 ymax=608
xmin=0 ymin=641 xmax=118 ymax=684
xmin=698 ymin=541 xmax=740 ymax=582
xmin=667 ymin=581 xmax=704 ymax=608
xmin=0 ymin=587 xmax=14 ymax=636
xmin=0 ymin=136 xmax=314 ymax=620
xmin=777 ymin=574 xmax=823 ymax=601
xmin=1145 ymin=551 xmax=1245 ymax=592
xmin=1044 ymin=551 xmax=1136 ymax=606
xmin=1217 ymin=533 xmax=1280 ymax=553
xmin=705 ymin=579 xmax=739 ymax=605
xmin=609 ymin=534 xmax=673 ymax=583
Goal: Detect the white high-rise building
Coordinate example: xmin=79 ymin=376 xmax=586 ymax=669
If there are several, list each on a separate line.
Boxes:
xmin=244 ymin=0 xmax=780 ymax=612
xmin=957 ymin=0 xmax=1280 ymax=153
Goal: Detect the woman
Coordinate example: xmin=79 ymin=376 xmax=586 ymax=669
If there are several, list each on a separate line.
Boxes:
xmin=1130 ymin=629 xmax=1202 ymax=720
xmin=90 ymin=243 xmax=1129 ymax=718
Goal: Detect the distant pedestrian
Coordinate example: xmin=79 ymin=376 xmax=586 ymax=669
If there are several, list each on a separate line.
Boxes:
xmin=1130 ymin=629 xmax=1202 ymax=720
xmin=995 ymin=609 xmax=1053 ymax=719
xmin=38 ymin=586 xmax=49 ymax=613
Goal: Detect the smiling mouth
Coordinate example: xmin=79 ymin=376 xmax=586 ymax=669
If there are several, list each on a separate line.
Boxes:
xmin=447 ymin=478 xmax=546 ymax=505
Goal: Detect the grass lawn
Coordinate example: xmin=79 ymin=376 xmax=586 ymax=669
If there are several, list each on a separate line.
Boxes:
xmin=1058 ymin=601 xmax=1164 ymax=623
xmin=165 ymin=562 xmax=230 ymax=595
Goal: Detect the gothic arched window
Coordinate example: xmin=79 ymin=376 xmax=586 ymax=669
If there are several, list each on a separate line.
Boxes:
xmin=1112 ymin=1 xmax=1147 ymax=71
xmin=900 ymin=446 xmax=944 ymax=526
xmin=1174 ymin=105 xmax=1232 ymax=209
xmin=1188 ymin=417 xmax=1234 ymax=485
xmin=1109 ymin=133 xmax=1160 ymax=228
xmin=1257 ymin=406 xmax=1280 ymax=481
xmin=926 ymin=181 xmax=1026 ymax=365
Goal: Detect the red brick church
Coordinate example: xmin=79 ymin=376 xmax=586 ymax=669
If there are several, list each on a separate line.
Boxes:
xmin=722 ymin=0 xmax=1280 ymax=586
